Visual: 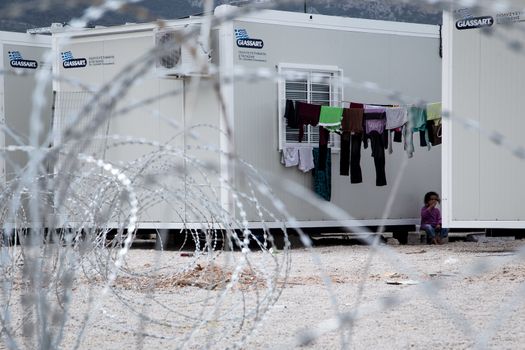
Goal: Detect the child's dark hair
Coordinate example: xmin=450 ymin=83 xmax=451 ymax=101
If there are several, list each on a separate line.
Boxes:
xmin=424 ymin=191 xmax=439 ymax=204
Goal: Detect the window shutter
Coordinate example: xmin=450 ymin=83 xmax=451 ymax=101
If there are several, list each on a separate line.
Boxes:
xmin=278 ymin=65 xmax=343 ymax=150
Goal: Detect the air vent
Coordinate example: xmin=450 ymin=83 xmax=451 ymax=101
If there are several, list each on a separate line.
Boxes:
xmin=156 ymin=30 xmax=182 ymax=70
xmin=154 ymin=24 xmax=210 ymax=78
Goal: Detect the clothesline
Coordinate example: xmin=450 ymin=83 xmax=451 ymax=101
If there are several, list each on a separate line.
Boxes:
xmin=281 ymin=99 xmax=443 ymax=199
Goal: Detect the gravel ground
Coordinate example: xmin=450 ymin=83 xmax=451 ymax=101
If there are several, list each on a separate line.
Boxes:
xmin=3 ymin=239 xmax=525 ymax=349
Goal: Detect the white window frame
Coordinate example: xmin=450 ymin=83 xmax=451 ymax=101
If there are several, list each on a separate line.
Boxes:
xmin=277 ymin=63 xmax=343 ymax=151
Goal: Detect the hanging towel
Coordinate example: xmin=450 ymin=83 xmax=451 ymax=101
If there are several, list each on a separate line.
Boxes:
xmin=296 ymin=101 xmax=321 ymax=142
xmin=281 ymin=147 xmax=300 ymax=167
xmin=426 ymin=102 xmax=442 ymax=122
xmin=385 ymin=107 xmax=408 ymax=130
xmin=284 ymin=99 xmax=299 ymax=128
xmin=408 ymin=106 xmax=427 ymax=132
xmin=298 ymin=147 xmax=315 ymax=172
xmin=312 ymin=147 xmax=331 ymax=201
xmin=407 ymin=106 xmax=430 ymax=152
xmin=318 ymin=106 xmax=343 ymax=132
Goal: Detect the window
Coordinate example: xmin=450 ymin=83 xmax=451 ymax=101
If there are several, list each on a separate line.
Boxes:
xmin=278 ymin=64 xmax=343 ymax=150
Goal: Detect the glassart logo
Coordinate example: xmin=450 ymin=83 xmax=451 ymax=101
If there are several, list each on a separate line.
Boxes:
xmin=8 ymin=51 xmax=38 ymax=69
xmin=61 ymin=51 xmax=87 ymax=68
xmin=456 ymin=16 xmax=494 ymax=30
xmin=234 ymin=29 xmax=264 ymax=49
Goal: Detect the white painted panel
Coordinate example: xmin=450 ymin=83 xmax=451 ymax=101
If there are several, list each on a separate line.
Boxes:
xmin=3 ymin=43 xmax=52 ymax=182
xmin=449 ymin=25 xmax=481 ymax=221
xmin=444 ymin=3 xmax=525 ymax=227
xmin=478 ymin=22 xmax=525 ymax=221
xmin=183 ymin=79 xmax=221 ymax=223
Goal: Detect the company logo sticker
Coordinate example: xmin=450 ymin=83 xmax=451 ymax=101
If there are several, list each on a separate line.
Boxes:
xmin=456 ymin=16 xmax=494 ymax=30
xmin=8 ymin=51 xmax=38 ymax=69
xmin=61 ymin=51 xmax=87 ymax=68
xmin=234 ymin=29 xmax=264 ymax=49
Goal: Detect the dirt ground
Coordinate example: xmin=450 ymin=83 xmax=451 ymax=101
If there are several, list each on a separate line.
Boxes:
xmin=3 ymin=239 xmax=525 ymax=349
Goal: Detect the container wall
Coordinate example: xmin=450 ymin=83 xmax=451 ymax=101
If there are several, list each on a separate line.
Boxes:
xmin=443 ymin=4 xmax=525 ymax=227
xmin=230 ymin=19 xmax=442 ymax=223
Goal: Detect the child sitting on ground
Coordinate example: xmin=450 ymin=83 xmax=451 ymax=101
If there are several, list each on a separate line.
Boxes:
xmin=421 ymin=191 xmax=449 ymax=245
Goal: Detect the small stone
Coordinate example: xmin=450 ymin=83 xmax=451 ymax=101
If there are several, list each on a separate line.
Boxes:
xmin=386 ymin=238 xmax=400 ymax=246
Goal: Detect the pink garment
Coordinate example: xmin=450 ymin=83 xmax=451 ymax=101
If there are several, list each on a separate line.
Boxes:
xmin=365 ymin=119 xmax=386 ymax=135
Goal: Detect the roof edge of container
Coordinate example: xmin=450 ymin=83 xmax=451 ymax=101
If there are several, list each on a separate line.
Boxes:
xmin=214 ymin=4 xmax=440 ymax=38
xmin=53 ymin=4 xmax=440 ymax=39
xmin=0 ymin=30 xmax=51 ymax=45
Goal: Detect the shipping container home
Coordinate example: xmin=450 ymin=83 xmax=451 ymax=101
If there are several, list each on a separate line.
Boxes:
xmin=442 ymin=1 xmax=525 ymax=229
xmin=51 ymin=5 xmax=442 ymax=231
xmin=0 ymin=31 xmax=52 ymax=187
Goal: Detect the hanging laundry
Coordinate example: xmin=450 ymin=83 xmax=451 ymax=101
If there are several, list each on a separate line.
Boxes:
xmin=364 ymin=106 xmax=387 ymax=114
xmin=419 ymin=130 xmax=428 ymax=147
xmin=318 ymin=127 xmax=330 ymax=171
xmin=363 ymin=111 xmax=387 ymax=150
xmin=369 ymin=131 xmax=387 ymax=187
xmin=385 ymin=107 xmax=408 ymax=130
xmin=365 ymin=119 xmax=386 ymax=134
xmin=281 ymin=147 xmax=300 ymax=167
xmin=407 ymin=106 xmax=430 ymax=156
xmin=319 ymin=125 xmax=330 ymax=146
xmin=350 ymin=134 xmax=363 ymax=184
xmin=341 ymin=108 xmax=364 ymax=133
xmin=298 ymin=147 xmax=315 ymax=172
xmin=340 ymin=132 xmax=350 ymax=176
xmin=350 ymin=102 xmax=364 ymax=108
xmin=426 ymin=102 xmax=441 ymax=122
xmin=433 ymin=122 xmax=442 ymax=146
xmin=425 ymin=103 xmax=442 ymax=146
xmin=284 ymin=99 xmax=299 ymax=128
xmin=393 ymin=128 xmax=403 ymax=143
xmin=296 ymin=101 xmax=321 ymax=142
xmin=427 ymin=120 xmax=442 ymax=146
xmin=385 ymin=106 xmax=408 ymax=154
xmin=319 ymin=106 xmax=343 ymax=132
xmin=388 ymin=129 xmax=404 ymax=154
xmin=341 ymin=108 xmax=364 ymax=182
xmin=408 ymin=105 xmax=427 ymax=132
xmin=404 ymin=124 xmax=414 ymax=158
xmin=312 ymin=147 xmax=331 ymax=201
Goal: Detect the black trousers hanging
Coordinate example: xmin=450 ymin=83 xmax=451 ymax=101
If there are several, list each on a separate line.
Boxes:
xmin=318 ymin=127 xmax=330 ymax=171
xmin=350 ymin=133 xmax=363 ymax=184
xmin=369 ymin=131 xmax=387 ymax=186
xmin=340 ymin=132 xmax=350 ymax=176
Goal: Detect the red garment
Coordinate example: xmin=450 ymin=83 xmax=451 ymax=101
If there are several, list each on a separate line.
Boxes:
xmin=342 ymin=108 xmax=364 ymax=133
xmin=349 ymin=102 xmax=364 ymax=108
xmin=296 ymin=101 xmax=321 ymax=142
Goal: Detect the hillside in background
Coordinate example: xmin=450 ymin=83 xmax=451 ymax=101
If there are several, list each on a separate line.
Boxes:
xmin=0 ymin=0 xmax=441 ymax=32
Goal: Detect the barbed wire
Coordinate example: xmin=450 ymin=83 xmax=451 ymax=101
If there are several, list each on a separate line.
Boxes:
xmin=0 ymin=0 xmax=524 ymax=349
